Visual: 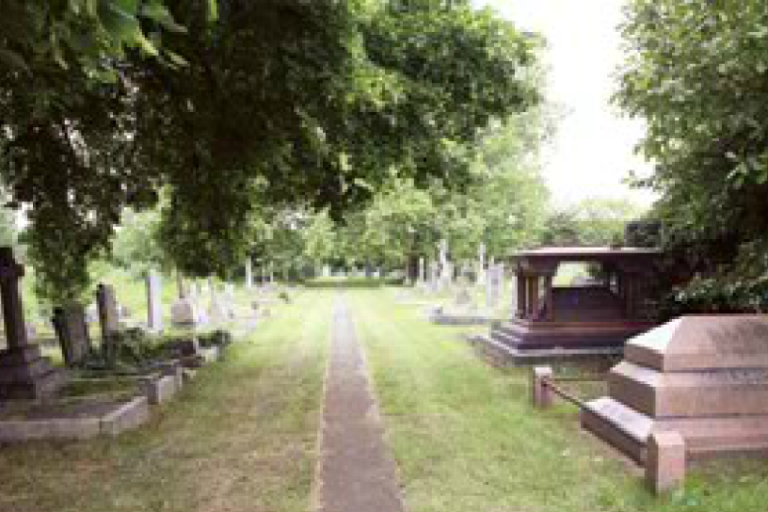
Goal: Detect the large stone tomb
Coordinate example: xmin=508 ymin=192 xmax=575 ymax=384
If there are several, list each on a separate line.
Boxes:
xmin=489 ymin=247 xmax=659 ymax=357
xmin=582 ymin=315 xmax=768 ymax=463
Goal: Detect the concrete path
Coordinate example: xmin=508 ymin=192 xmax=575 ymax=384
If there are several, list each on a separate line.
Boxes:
xmin=314 ymin=298 xmax=406 ymax=512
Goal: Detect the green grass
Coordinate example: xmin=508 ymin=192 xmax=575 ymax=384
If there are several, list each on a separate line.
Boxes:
xmin=0 ymin=289 xmax=333 ymax=512
xmin=6 ymin=287 xmax=768 ymax=512
xmin=348 ymin=287 xmax=768 ymax=512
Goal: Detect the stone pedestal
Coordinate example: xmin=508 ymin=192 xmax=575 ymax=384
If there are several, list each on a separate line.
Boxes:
xmin=582 ymin=316 xmax=768 ymax=465
xmin=0 ymin=345 xmax=66 ymax=399
xmin=646 ymin=431 xmax=686 ymax=494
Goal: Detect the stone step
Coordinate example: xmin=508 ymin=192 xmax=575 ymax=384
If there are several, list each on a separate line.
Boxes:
xmin=582 ymin=396 xmax=768 ymax=463
xmin=581 ymin=397 xmax=651 ymax=463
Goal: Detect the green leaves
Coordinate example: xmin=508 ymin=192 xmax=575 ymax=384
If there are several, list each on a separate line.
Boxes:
xmin=618 ymin=0 xmax=768 ymax=313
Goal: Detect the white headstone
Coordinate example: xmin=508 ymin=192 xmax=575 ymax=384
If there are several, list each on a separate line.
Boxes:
xmin=245 ymin=259 xmax=253 ymax=289
xmin=146 ymin=270 xmax=163 ymax=332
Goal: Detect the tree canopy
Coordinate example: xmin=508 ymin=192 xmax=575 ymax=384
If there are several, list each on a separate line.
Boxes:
xmin=1 ymin=0 xmax=539 ymax=303
xmin=617 ymin=0 xmax=768 ymax=313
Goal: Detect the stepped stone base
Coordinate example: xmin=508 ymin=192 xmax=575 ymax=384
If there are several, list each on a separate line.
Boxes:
xmin=467 ymin=334 xmax=622 ymax=366
xmin=0 ymin=345 xmax=68 ymax=400
xmin=491 ymin=320 xmax=654 ymax=351
xmin=583 ymin=316 xmax=768 ymax=467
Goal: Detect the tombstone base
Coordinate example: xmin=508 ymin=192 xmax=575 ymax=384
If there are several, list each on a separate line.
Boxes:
xmin=491 ymin=319 xmax=655 ymax=351
xmin=0 ymin=346 xmax=67 ymax=400
xmin=581 ymin=397 xmax=768 ymax=464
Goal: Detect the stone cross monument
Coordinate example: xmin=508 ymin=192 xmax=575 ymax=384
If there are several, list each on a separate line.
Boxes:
xmin=0 ymin=247 xmax=65 ymax=399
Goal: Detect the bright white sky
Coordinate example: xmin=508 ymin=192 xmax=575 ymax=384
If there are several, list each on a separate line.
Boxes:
xmin=473 ymin=0 xmax=655 ymax=207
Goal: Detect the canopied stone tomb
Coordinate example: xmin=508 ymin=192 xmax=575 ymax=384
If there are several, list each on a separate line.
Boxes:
xmin=582 ymin=316 xmax=768 ymax=463
xmin=489 ymin=247 xmax=659 ymax=354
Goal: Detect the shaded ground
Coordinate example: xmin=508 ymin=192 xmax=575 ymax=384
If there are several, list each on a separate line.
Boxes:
xmin=314 ymin=297 xmax=405 ymax=512
xmin=0 ymin=291 xmax=332 ymax=512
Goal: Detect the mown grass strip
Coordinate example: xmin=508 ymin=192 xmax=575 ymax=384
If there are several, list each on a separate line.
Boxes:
xmin=0 ymin=289 xmax=333 ymax=512
xmin=350 ymin=288 xmax=768 ymax=512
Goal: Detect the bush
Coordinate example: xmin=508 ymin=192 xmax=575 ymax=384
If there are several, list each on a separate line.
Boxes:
xmin=659 ymin=274 xmax=768 ymax=320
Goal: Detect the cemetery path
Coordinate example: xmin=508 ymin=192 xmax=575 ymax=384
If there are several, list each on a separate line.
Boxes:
xmin=313 ymin=297 xmax=406 ymax=512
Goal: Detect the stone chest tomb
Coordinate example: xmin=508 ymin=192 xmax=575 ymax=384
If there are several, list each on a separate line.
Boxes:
xmin=582 ymin=315 xmax=768 ymax=463
xmin=489 ymin=247 xmax=660 ymax=356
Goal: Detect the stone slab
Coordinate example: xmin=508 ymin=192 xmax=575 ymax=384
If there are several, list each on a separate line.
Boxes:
xmin=0 ymin=396 xmax=149 ymax=442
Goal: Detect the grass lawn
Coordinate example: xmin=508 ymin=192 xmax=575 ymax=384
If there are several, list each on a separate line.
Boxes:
xmin=348 ymin=287 xmax=768 ymax=512
xmin=4 ymin=286 xmax=768 ymax=512
xmin=0 ymin=289 xmax=333 ymax=512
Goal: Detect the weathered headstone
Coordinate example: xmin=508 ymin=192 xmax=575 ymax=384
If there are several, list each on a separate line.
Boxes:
xmin=208 ymin=281 xmax=229 ymax=324
xmin=0 ymin=247 xmax=65 ymax=399
xmin=96 ymin=284 xmax=120 ymax=361
xmin=171 ymin=299 xmax=201 ymax=327
xmin=485 ymin=263 xmax=501 ymax=310
xmin=428 ymin=260 xmax=439 ymax=294
xmin=52 ymin=305 xmax=92 ymax=367
xmin=96 ymin=284 xmax=120 ymax=341
xmin=454 ymin=264 xmax=474 ymax=308
xmin=582 ymin=316 xmax=768 ymax=471
xmin=146 ymin=270 xmax=163 ymax=332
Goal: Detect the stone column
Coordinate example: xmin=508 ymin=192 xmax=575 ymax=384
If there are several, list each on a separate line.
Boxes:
xmin=516 ymin=273 xmax=526 ymax=319
xmin=0 ymin=247 xmax=65 ymax=399
xmin=528 ymin=275 xmax=540 ymax=319
xmin=544 ymin=274 xmax=555 ymax=321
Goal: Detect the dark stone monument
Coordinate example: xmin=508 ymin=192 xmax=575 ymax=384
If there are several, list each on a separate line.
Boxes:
xmin=488 ymin=247 xmax=660 ymax=357
xmin=582 ymin=316 xmax=768 ymax=463
xmin=0 ymin=248 xmax=66 ymax=399
xmin=52 ymin=305 xmax=92 ymax=367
